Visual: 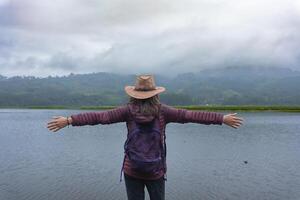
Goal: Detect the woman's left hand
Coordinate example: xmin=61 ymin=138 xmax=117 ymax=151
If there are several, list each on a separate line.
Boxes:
xmin=47 ymin=116 xmax=69 ymax=132
xmin=223 ymin=113 xmax=244 ymax=129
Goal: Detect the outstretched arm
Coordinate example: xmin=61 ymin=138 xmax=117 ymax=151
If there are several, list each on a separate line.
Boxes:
xmin=162 ymin=104 xmax=243 ymax=128
xmin=70 ymin=105 xmax=128 ymax=126
xmin=47 ymin=105 xmax=129 ymax=132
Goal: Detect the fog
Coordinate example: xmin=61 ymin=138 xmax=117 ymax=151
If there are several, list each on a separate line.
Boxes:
xmin=0 ymin=0 xmax=300 ymax=77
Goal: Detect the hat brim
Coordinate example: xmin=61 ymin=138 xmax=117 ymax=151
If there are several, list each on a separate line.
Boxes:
xmin=124 ymin=86 xmax=166 ymax=99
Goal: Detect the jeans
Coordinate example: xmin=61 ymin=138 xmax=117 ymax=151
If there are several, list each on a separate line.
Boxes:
xmin=124 ymin=173 xmax=165 ymax=200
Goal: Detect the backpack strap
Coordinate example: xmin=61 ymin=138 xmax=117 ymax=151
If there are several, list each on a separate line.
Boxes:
xmin=158 ymin=103 xmax=168 ymax=181
xmin=119 ymin=103 xmax=131 ymax=182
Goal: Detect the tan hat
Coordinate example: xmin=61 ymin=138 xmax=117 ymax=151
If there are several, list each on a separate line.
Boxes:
xmin=125 ymin=75 xmax=166 ymax=99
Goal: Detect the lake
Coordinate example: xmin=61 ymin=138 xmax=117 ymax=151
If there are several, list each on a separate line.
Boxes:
xmin=0 ymin=109 xmax=299 ymax=200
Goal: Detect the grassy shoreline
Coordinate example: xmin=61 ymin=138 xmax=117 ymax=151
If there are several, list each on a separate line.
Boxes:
xmin=1 ymin=105 xmax=300 ymax=112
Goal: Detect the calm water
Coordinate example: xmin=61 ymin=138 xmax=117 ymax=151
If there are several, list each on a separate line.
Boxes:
xmin=0 ymin=109 xmax=299 ymax=200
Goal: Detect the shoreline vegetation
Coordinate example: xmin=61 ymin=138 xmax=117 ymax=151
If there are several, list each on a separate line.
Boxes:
xmin=0 ymin=105 xmax=300 ymax=112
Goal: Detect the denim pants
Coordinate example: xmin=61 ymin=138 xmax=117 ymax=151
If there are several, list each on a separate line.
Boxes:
xmin=124 ymin=173 xmax=165 ymax=200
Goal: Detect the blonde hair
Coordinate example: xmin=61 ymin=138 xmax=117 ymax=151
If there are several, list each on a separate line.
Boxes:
xmin=129 ymin=95 xmax=160 ymax=117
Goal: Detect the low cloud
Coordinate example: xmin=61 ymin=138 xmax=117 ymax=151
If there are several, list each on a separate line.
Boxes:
xmin=0 ymin=0 xmax=300 ymax=77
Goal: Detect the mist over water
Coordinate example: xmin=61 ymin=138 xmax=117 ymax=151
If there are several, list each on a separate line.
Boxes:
xmin=0 ymin=109 xmax=299 ymax=200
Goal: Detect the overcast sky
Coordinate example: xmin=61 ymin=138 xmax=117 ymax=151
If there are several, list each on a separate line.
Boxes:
xmin=0 ymin=0 xmax=300 ymax=77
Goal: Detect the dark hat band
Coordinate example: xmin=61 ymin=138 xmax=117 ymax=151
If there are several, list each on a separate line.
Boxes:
xmin=134 ymin=87 xmax=156 ymax=91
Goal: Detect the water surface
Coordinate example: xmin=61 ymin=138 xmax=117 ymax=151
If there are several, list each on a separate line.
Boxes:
xmin=0 ymin=109 xmax=299 ymax=200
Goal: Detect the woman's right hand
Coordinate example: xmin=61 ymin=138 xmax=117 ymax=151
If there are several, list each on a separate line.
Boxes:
xmin=223 ymin=113 xmax=244 ymax=129
xmin=47 ymin=116 xmax=69 ymax=132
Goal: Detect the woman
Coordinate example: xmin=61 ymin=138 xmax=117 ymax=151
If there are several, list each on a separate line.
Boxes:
xmin=47 ymin=74 xmax=243 ymax=200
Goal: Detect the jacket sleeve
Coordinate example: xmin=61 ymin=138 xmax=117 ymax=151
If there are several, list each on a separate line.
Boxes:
xmin=70 ymin=105 xmax=129 ymax=126
xmin=161 ymin=104 xmax=224 ymax=125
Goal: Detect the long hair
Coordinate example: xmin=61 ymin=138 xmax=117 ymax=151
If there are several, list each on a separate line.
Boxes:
xmin=129 ymin=94 xmax=160 ymax=117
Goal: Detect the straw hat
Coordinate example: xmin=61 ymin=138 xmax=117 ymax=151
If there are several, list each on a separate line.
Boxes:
xmin=125 ymin=75 xmax=166 ymax=99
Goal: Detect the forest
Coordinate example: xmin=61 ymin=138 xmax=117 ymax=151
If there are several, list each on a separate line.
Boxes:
xmin=0 ymin=66 xmax=300 ymax=107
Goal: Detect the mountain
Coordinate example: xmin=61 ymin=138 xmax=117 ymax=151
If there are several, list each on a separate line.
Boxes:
xmin=0 ymin=66 xmax=299 ymax=106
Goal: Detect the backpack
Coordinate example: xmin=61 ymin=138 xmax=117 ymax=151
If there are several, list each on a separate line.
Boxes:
xmin=119 ymin=104 xmax=166 ymax=181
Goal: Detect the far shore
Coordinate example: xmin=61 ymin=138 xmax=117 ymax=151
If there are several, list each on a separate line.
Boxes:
xmin=1 ymin=105 xmax=300 ymax=112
